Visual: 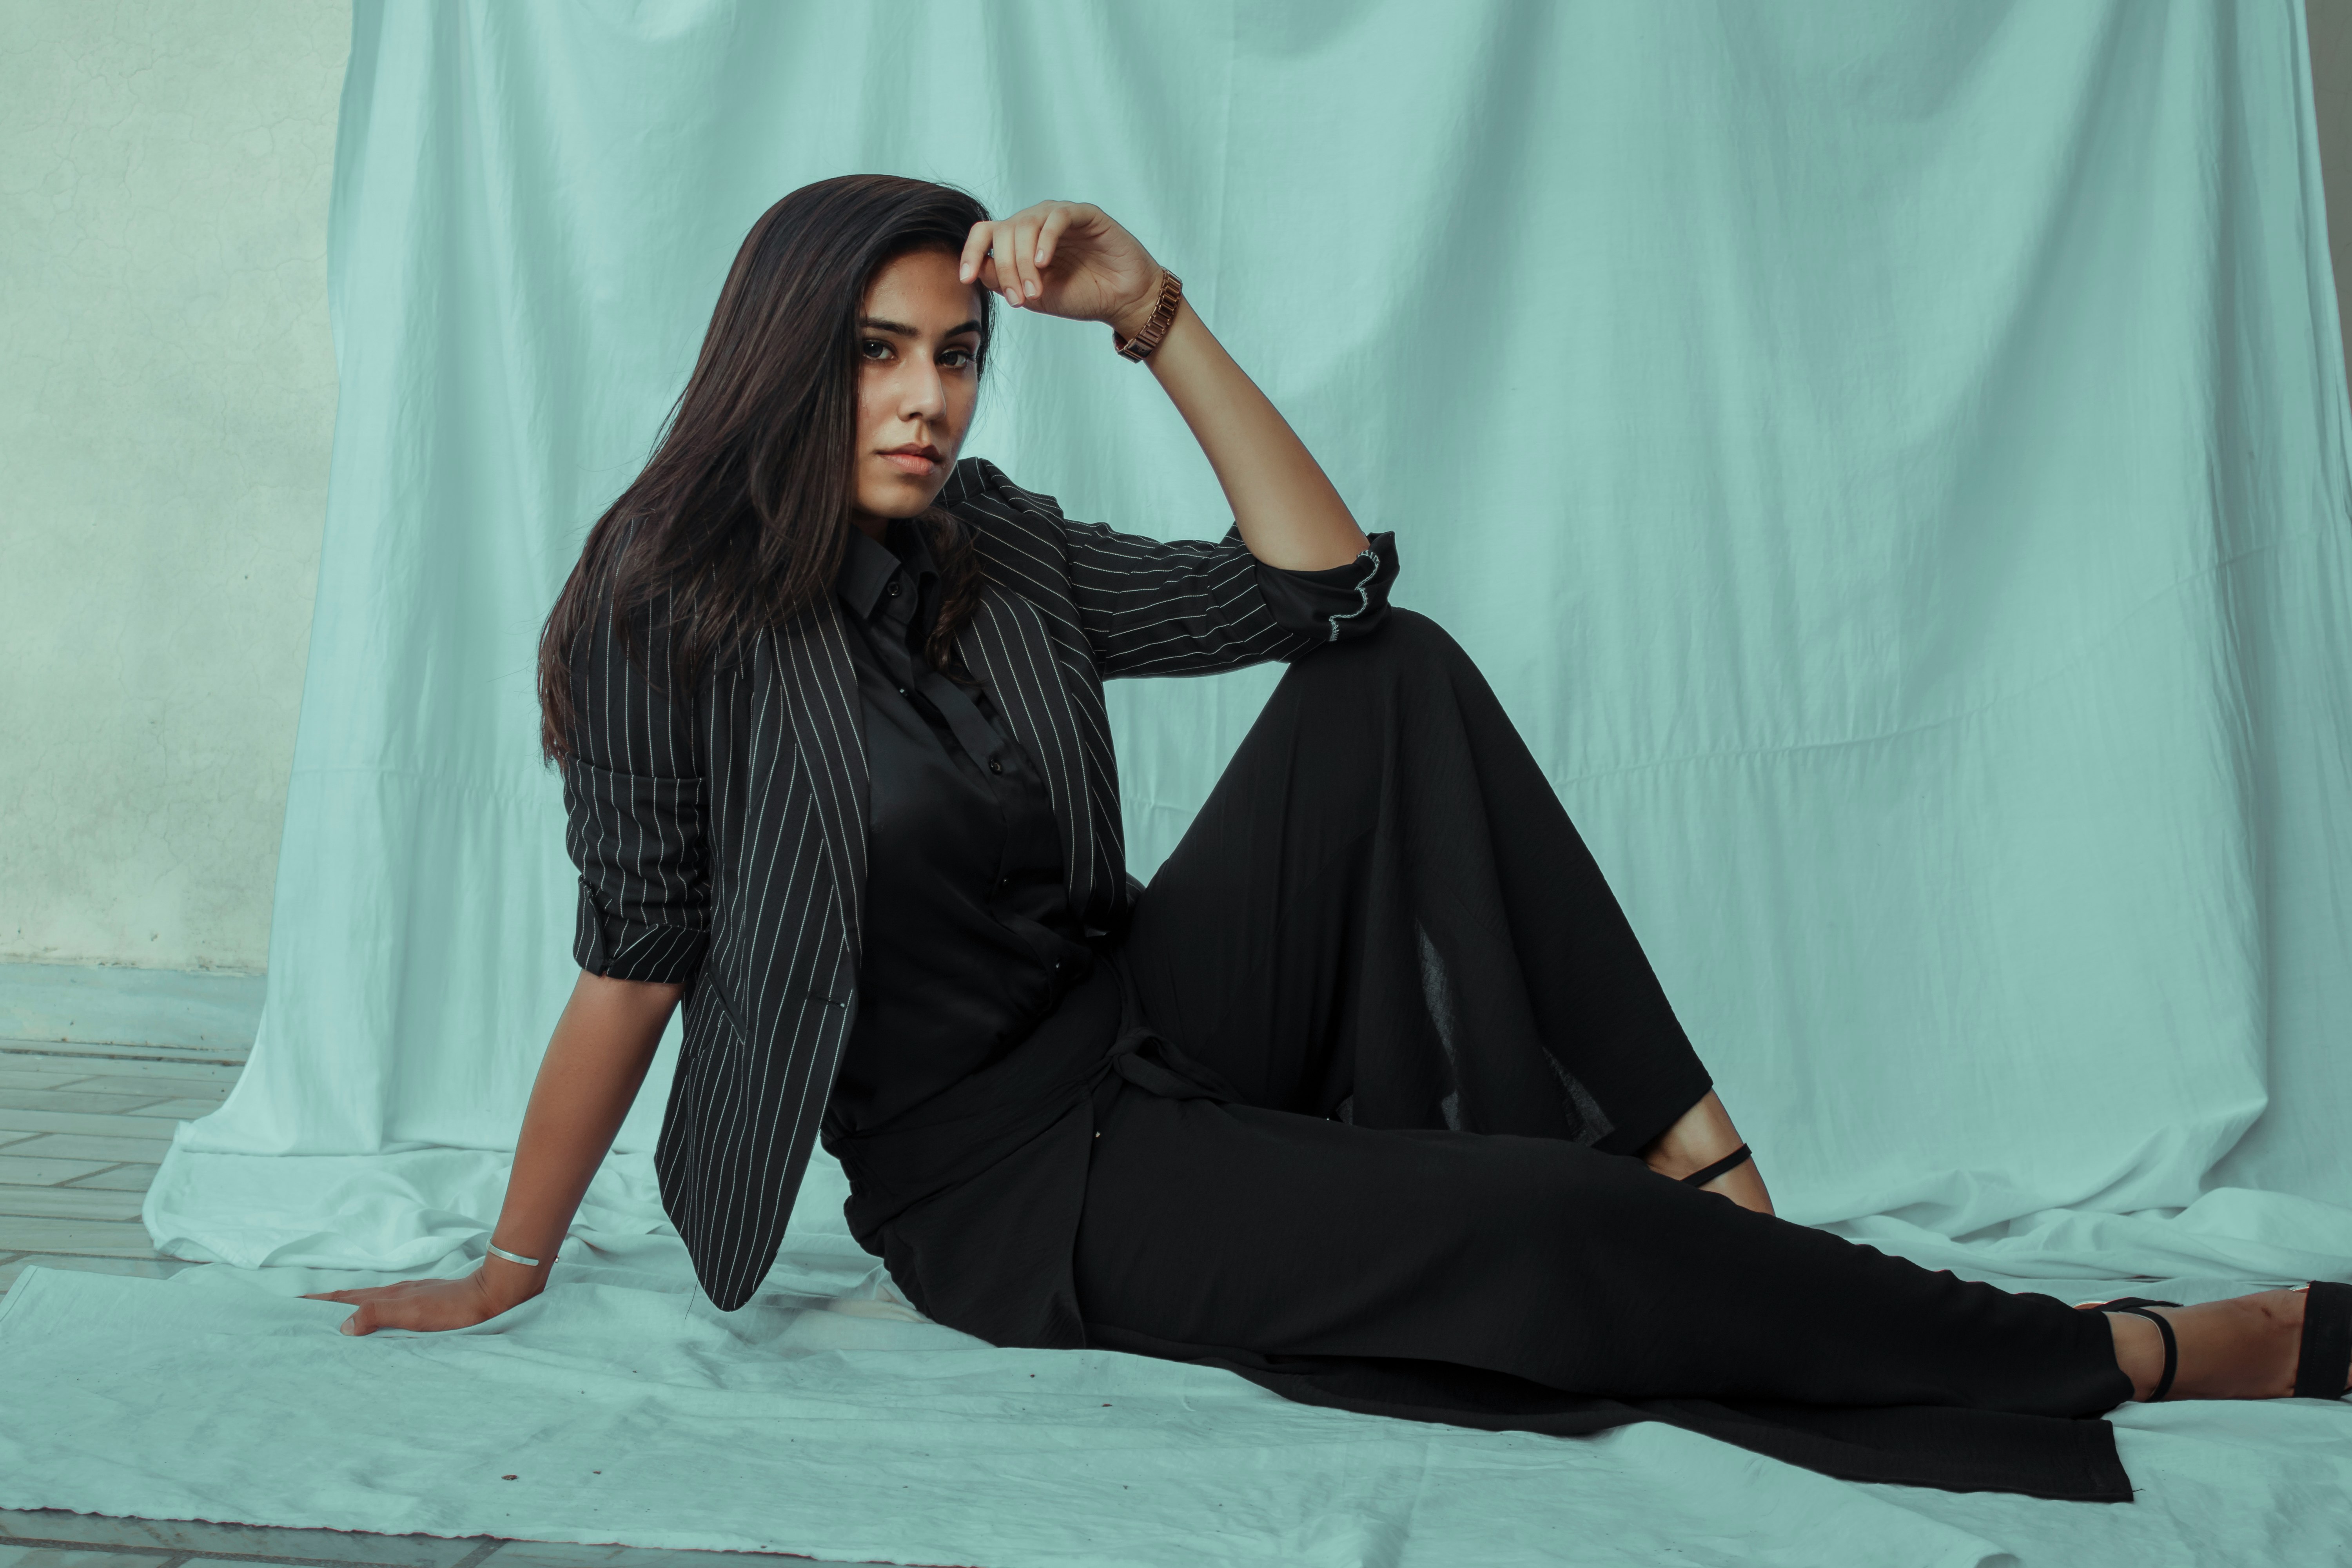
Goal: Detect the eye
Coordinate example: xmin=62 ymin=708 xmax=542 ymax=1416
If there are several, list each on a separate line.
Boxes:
xmin=940 ymin=347 xmax=976 ymax=369
xmin=858 ymin=338 xmax=892 ymax=361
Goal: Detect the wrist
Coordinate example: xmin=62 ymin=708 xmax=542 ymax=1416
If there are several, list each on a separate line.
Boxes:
xmin=1108 ymin=269 xmax=1165 ymax=341
xmin=477 ymin=1256 xmax=548 ymax=1312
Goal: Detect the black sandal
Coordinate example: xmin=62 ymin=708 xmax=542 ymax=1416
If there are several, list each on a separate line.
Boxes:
xmin=2090 ymin=1297 xmax=2184 ymax=1402
xmin=2082 ymin=1282 xmax=2352 ymax=1403
xmin=1681 ymin=1143 xmax=1753 ymax=1188
xmin=2293 ymin=1281 xmax=2352 ymax=1400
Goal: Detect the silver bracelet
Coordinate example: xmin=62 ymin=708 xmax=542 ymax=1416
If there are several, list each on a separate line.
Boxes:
xmin=485 ymin=1240 xmax=543 ymax=1269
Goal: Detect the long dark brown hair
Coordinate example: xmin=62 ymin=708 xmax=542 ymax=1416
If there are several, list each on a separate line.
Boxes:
xmin=537 ymin=174 xmax=996 ymax=762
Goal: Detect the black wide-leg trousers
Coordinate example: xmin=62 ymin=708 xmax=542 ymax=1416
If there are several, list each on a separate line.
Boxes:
xmin=1071 ymin=611 xmax=2138 ymax=1499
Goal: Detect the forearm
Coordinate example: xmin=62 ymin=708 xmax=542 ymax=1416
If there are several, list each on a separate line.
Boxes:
xmin=479 ymin=970 xmax=678 ymax=1305
xmin=1125 ymin=294 xmax=1368 ymax=572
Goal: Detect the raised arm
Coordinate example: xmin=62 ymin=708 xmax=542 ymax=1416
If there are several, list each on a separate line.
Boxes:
xmin=959 ymin=201 xmax=1370 ymax=573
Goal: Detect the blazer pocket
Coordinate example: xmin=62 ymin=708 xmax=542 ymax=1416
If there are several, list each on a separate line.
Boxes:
xmin=695 ymin=973 xmax=750 ymax=1042
xmin=694 ymin=969 xmax=848 ymax=1053
xmin=798 ymin=942 xmax=856 ymax=1009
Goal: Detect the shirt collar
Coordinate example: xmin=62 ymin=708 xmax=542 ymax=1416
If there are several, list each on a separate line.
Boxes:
xmin=833 ymin=517 xmax=940 ymax=622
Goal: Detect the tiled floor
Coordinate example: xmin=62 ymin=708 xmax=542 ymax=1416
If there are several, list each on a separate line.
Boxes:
xmin=0 ymin=1036 xmax=868 ymax=1568
xmin=0 ymin=1038 xmax=232 ymax=1291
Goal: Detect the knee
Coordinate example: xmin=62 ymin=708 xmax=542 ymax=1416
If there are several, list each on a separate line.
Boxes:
xmin=1301 ymin=608 xmax=1472 ymax=684
xmin=1269 ymin=610 xmax=1497 ymax=743
xmin=1372 ymin=608 xmax=1459 ymax=657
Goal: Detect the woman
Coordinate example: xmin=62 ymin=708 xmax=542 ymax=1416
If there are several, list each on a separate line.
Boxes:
xmin=310 ymin=175 xmax=2349 ymax=1501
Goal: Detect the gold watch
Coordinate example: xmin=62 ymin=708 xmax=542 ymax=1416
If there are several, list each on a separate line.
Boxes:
xmin=1112 ymin=268 xmax=1184 ymax=362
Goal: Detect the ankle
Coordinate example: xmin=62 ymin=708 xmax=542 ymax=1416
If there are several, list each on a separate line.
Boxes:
xmin=2103 ymin=1309 xmax=2166 ymax=1402
xmin=1705 ymin=1160 xmax=1776 ymax=1217
xmin=1640 ymin=1090 xmax=1744 ymax=1180
xmin=2104 ymin=1291 xmax=2314 ymax=1402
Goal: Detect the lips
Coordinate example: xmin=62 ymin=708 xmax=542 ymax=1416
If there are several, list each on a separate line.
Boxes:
xmin=880 ymin=443 xmax=942 ymax=475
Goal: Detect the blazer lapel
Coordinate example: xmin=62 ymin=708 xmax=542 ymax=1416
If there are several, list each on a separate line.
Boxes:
xmin=955 ymin=583 xmax=1096 ymax=921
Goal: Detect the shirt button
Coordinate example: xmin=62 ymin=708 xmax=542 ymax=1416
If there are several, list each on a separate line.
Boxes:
xmin=989 ymin=759 xmax=1003 ymax=774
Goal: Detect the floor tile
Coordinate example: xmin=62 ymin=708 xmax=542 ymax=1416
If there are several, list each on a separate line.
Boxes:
xmin=185 ymin=1561 xmax=496 ymax=1568
xmin=0 ymin=1155 xmax=115 ymax=1187
xmin=0 ymin=1053 xmax=246 ymax=1086
xmin=119 ymin=1099 xmax=226 ymax=1121
xmin=0 ymin=1217 xmax=160 ymax=1258
xmin=56 ymin=1074 xmax=234 ymax=1101
xmin=0 ymin=1040 xmax=248 ymax=1073
xmin=494 ymin=1542 xmax=866 ymax=1568
xmin=0 ymin=1547 xmax=172 ymax=1568
xmin=0 ymin=1187 xmax=146 ymax=1223
xmin=0 ymin=1092 xmax=177 ymax=1117
xmin=0 ymin=1111 xmax=179 ymax=1143
xmin=0 ymin=1071 xmax=93 ymax=1093
xmin=0 ymin=1254 xmax=195 ymax=1292
xmin=0 ymin=1510 xmax=493 ymax=1567
xmin=57 ymin=1165 xmax=158 ymax=1192
xmin=0 ymin=1135 xmax=174 ymax=1163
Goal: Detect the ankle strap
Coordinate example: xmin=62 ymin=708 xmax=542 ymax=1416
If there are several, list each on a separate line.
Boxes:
xmin=1682 ymin=1143 xmax=1753 ymax=1188
xmin=2106 ymin=1305 xmax=2178 ymax=1402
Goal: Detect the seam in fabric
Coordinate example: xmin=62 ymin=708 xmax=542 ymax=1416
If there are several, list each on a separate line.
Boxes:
xmin=1326 ymin=544 xmax=1383 ymax=642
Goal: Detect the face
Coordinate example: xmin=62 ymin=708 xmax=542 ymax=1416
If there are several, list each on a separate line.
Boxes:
xmin=848 ymin=247 xmax=984 ymax=537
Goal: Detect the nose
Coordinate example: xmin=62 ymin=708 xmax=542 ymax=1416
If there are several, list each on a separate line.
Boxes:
xmin=898 ymin=355 xmax=947 ymax=425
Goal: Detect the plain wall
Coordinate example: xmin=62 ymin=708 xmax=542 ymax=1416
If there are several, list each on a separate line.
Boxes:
xmin=0 ymin=2 xmax=2348 ymax=976
xmin=0 ymin=1 xmax=351 ymax=971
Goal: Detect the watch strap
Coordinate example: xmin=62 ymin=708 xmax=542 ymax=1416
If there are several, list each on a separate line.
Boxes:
xmin=1113 ymin=269 xmax=1184 ymax=362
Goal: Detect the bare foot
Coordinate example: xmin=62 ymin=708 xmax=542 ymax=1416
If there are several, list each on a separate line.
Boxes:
xmin=1641 ymin=1091 xmax=1775 ymax=1216
xmin=2098 ymin=1288 xmax=2334 ymax=1401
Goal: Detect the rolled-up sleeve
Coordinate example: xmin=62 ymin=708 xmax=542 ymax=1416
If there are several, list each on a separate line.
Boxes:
xmin=1250 ymin=531 xmax=1400 ymax=652
xmin=952 ymin=457 xmax=1403 ymax=677
xmin=561 ymin=586 xmax=710 ymax=985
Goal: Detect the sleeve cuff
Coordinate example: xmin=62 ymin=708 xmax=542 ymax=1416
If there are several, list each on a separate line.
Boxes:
xmin=574 ymin=880 xmax=708 ymax=984
xmin=1252 ymin=530 xmax=1401 ymax=646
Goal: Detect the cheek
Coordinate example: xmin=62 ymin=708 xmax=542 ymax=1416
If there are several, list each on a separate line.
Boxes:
xmin=854 ymin=369 xmax=891 ymax=443
xmin=947 ymin=375 xmax=981 ymax=436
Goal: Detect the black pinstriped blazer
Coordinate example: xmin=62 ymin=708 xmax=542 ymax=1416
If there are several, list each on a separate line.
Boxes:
xmin=564 ymin=457 xmax=1396 ymax=1310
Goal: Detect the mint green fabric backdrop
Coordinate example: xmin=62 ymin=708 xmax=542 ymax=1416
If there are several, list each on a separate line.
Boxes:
xmin=13 ymin=1 xmax=2352 ymax=1562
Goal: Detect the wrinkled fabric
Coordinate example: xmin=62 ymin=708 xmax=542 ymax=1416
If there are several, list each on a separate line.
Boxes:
xmin=60 ymin=0 xmax=2352 ymax=1561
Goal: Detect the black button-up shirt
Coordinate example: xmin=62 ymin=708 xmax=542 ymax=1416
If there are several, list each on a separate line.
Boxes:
xmin=824 ymin=514 xmax=1396 ymax=1135
xmin=824 ymin=517 xmax=1094 ymax=1134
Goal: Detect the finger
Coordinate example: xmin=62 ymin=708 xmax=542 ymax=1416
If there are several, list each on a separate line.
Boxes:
xmin=1008 ymin=215 xmax=1045 ymax=300
xmin=993 ymin=221 xmax=1030 ymax=305
xmin=307 ymin=1276 xmax=437 ymax=1307
xmin=1034 ymin=206 xmax=1073 ymax=272
xmin=971 ymin=222 xmax=1014 ymax=300
xmin=341 ymin=1303 xmax=377 ymax=1337
xmin=957 ymin=219 xmax=992 ymax=285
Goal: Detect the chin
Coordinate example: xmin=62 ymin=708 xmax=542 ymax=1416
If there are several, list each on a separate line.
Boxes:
xmin=860 ymin=474 xmax=950 ymax=519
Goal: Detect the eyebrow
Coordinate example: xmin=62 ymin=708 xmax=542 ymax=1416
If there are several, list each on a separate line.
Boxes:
xmin=858 ymin=315 xmax=983 ymax=339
